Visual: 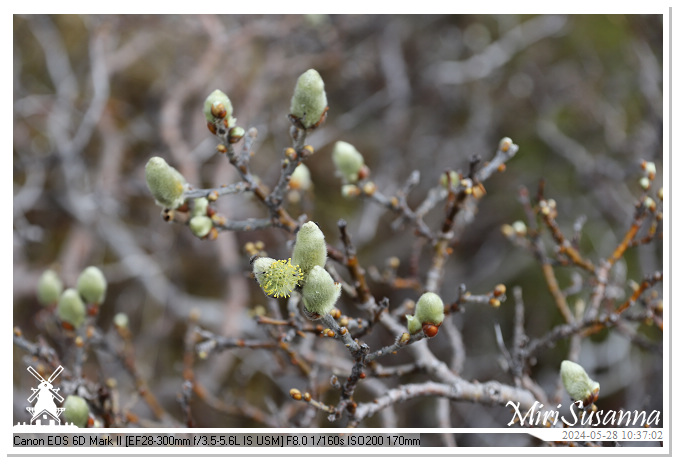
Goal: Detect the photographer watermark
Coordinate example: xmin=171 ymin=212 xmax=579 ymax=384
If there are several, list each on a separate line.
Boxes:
xmin=505 ymin=400 xmax=661 ymax=428
xmin=14 ymin=365 xmax=80 ymax=430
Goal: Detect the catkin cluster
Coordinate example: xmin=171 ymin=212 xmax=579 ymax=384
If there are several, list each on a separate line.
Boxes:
xmin=37 ymin=266 xmax=108 ymax=330
xmin=34 ymin=266 xmax=109 ymax=428
xmin=253 ymin=222 xmax=341 ymax=319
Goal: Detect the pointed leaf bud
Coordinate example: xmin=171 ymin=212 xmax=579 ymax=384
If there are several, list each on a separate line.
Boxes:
xmin=414 ymin=292 xmax=445 ymax=326
xmin=291 ymin=221 xmax=327 ymax=279
xmin=57 ymin=288 xmax=86 ymax=329
xmin=203 ymin=89 xmax=234 ymax=124
xmin=560 ymin=360 xmax=600 ymax=406
xmin=290 ymin=69 xmax=328 ymax=129
xmin=406 ymin=314 xmax=422 ymax=334
xmin=37 ymin=269 xmax=63 ymax=306
xmin=76 ymin=266 xmax=107 ymax=305
xmin=332 ymin=141 xmax=365 ymax=183
xmin=145 ymin=156 xmax=186 ymax=210
xmin=189 ymin=216 xmax=213 ymax=238
xmin=301 ymin=266 xmax=341 ymax=318
xmin=63 ymin=395 xmax=90 ymax=428
xmin=253 ymin=258 xmax=303 ymax=298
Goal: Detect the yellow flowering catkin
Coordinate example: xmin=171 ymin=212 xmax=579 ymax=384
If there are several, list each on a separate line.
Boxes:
xmin=254 ymin=258 xmax=304 ymax=298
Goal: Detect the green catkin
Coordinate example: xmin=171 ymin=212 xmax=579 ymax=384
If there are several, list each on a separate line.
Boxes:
xmin=414 ymin=292 xmax=445 ymax=326
xmin=189 ymin=216 xmax=213 ymax=238
xmin=57 ymin=289 xmax=86 ymax=329
xmin=76 ymin=266 xmax=107 ymax=305
xmin=144 ymin=157 xmax=186 ymax=210
xmin=289 ymin=69 xmax=328 ymax=129
xmin=560 ymin=360 xmax=600 ymax=404
xmin=332 ymin=141 xmax=365 ymax=183
xmin=301 ymin=266 xmax=341 ymax=317
xmin=289 ymin=163 xmax=312 ymax=190
xmin=37 ymin=270 xmax=63 ymax=306
xmin=291 ymin=222 xmax=327 ymax=280
xmin=192 ymin=197 xmax=209 ymax=217
xmin=63 ymin=395 xmax=89 ymax=428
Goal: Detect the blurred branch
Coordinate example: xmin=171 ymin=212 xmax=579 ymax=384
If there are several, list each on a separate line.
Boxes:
xmin=431 ymin=15 xmax=568 ymax=85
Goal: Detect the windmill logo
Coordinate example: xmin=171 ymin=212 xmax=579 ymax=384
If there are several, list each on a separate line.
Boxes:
xmin=14 ymin=364 xmax=79 ymax=430
xmin=25 ymin=365 xmax=66 ymax=426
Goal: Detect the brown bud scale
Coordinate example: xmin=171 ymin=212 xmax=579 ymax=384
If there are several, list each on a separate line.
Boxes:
xmin=494 ymin=284 xmax=507 ymax=296
xmin=211 ymin=102 xmax=227 ymax=119
xmin=289 ymin=388 xmax=302 ymax=401
xmin=422 ymin=322 xmax=439 ymax=338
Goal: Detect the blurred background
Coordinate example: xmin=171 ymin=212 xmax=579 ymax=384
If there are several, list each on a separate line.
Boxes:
xmin=13 ymin=14 xmax=663 ymax=440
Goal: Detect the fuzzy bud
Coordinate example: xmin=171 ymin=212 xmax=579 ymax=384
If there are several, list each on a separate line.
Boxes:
xmin=76 ymin=266 xmax=107 ymax=305
xmin=145 ymin=157 xmax=186 ymax=210
xmin=253 ymin=258 xmax=303 ymax=298
xmin=289 ymin=163 xmax=312 ymax=190
xmin=512 ymin=220 xmax=527 ymax=236
xmin=113 ymin=312 xmax=129 ymax=329
xmin=301 ymin=266 xmax=341 ymax=318
xmin=332 ymin=141 xmax=365 ymax=183
xmin=439 ymin=171 xmax=460 ymax=189
xmin=560 ymin=360 xmax=600 ymax=406
xmin=37 ymin=270 xmax=63 ymax=307
xmin=63 ymin=395 xmax=90 ymax=428
xmin=406 ymin=314 xmax=422 ymax=334
xmin=643 ymin=196 xmax=656 ymax=211
xmin=203 ymin=89 xmax=234 ymax=124
xmin=341 ymin=184 xmax=361 ymax=198
xmin=189 ymin=216 xmax=213 ymax=238
xmin=642 ymin=160 xmax=656 ymax=179
xmin=291 ymin=222 xmax=327 ymax=279
xmin=290 ymin=69 xmax=328 ymax=129
xmin=253 ymin=257 xmax=275 ymax=279
xmin=57 ymin=289 xmax=86 ymax=329
xmin=414 ymin=292 xmax=445 ymax=326
xmin=228 ymin=126 xmax=245 ymax=143
xmin=192 ymin=197 xmax=209 ymax=217
xmin=499 ymin=137 xmax=514 ymax=153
